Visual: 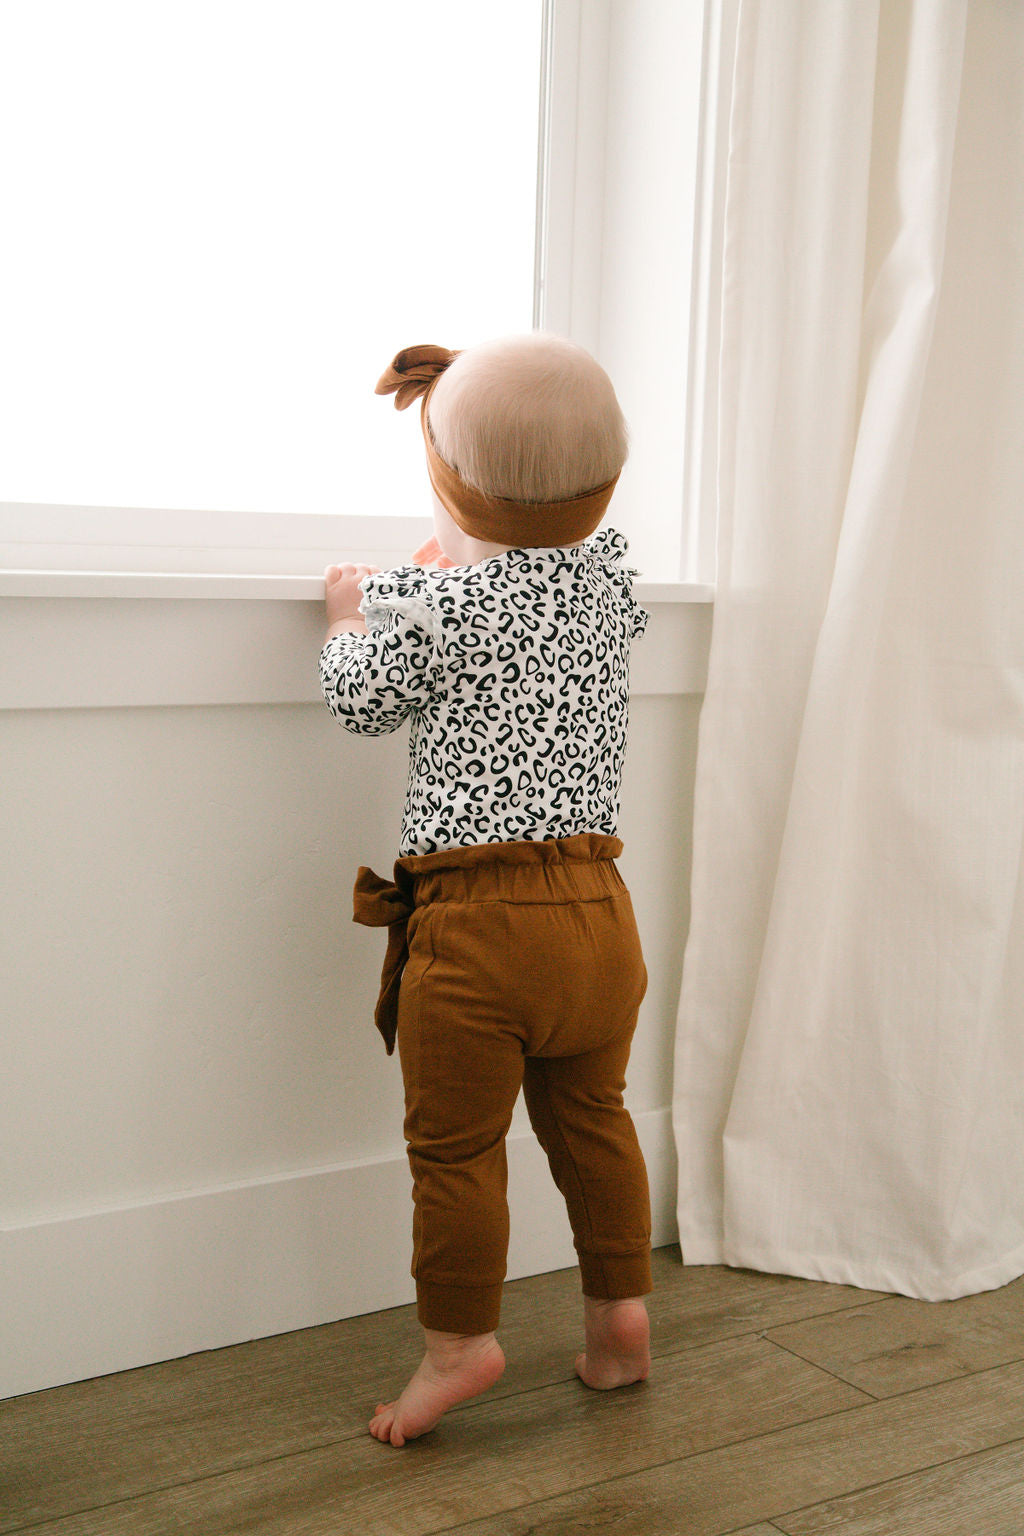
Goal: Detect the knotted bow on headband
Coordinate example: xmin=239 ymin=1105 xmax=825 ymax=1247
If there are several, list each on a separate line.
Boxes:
xmin=375 ymin=344 xmax=619 ymax=548
xmin=375 ymin=343 xmax=459 ymax=411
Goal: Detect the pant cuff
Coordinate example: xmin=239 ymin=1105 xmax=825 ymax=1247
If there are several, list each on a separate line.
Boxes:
xmin=416 ymin=1279 xmax=504 ymax=1334
xmin=578 ymin=1246 xmax=653 ymax=1300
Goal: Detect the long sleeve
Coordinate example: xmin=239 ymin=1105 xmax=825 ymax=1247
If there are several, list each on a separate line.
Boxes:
xmin=319 ymin=566 xmax=441 ymax=736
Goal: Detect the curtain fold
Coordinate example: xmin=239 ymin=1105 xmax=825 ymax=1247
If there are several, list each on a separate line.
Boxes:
xmin=674 ymin=0 xmax=1024 ymax=1299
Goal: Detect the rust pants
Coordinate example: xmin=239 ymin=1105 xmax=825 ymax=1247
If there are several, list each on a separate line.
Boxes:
xmin=372 ymin=834 xmax=652 ymax=1334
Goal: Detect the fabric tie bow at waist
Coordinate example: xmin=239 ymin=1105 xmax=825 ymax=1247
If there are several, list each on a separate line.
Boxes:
xmin=352 ymin=864 xmax=416 ymax=1055
xmin=351 ymin=834 xmax=625 ymax=1054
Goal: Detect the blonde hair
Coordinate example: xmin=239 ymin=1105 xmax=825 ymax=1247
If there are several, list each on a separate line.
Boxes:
xmin=427 ymin=333 xmax=628 ymax=503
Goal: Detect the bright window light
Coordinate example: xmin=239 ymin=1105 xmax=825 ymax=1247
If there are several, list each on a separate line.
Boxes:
xmin=0 ymin=1 xmax=542 ymax=517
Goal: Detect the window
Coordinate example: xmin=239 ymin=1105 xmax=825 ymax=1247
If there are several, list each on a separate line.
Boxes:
xmin=0 ymin=1 xmax=542 ymax=518
xmin=1 ymin=1 xmax=723 ymax=586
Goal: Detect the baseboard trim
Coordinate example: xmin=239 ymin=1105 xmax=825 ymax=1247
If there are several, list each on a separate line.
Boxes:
xmin=2 ymin=1107 xmax=677 ymax=1398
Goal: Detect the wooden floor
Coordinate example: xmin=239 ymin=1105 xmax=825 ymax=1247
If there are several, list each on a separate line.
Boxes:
xmin=6 ymin=1245 xmax=1024 ymax=1535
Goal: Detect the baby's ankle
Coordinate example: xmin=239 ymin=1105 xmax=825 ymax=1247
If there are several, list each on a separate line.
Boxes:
xmin=423 ymin=1328 xmax=499 ymax=1367
xmin=584 ymin=1295 xmax=648 ymax=1320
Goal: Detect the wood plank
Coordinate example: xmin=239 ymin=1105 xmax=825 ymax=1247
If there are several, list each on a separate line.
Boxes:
xmin=774 ymin=1439 xmax=1024 ymax=1535
xmin=764 ymin=1274 xmax=1024 ymax=1397
xmin=1 ymin=1299 xmax=420 ymax=1533
xmin=7 ymin=1334 xmax=865 ymax=1536
xmin=646 ymin=1253 xmax=891 ymax=1357
xmin=437 ymin=1360 xmax=1024 ymax=1536
xmin=1 ymin=1247 xmax=884 ymax=1532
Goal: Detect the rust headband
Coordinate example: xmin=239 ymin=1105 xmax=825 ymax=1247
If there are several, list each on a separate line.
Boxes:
xmin=374 ymin=343 xmax=619 ymax=548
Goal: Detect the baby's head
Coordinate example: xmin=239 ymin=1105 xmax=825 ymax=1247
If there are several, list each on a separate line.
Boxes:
xmin=426 ymin=333 xmax=628 ymax=505
xmin=376 ymin=334 xmax=627 ymax=555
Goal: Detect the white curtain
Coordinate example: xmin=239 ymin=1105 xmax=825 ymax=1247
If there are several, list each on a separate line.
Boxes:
xmin=674 ymin=0 xmax=1024 ymax=1300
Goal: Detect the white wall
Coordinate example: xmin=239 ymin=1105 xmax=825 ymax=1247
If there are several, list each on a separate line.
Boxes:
xmin=1 ymin=592 xmax=708 ymax=1397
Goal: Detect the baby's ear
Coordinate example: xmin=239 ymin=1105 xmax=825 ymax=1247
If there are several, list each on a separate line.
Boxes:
xmin=412 ymin=537 xmax=456 ymax=569
xmin=412 ymin=537 xmax=441 ymax=564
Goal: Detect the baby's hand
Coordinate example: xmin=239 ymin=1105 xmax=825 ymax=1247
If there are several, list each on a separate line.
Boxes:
xmin=324 ymin=562 xmax=379 ymax=639
xmin=412 ymin=536 xmax=456 ymax=569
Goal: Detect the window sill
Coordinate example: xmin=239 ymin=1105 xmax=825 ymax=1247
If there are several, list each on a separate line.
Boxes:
xmin=1 ymin=572 xmax=712 ymax=710
xmin=0 ymin=569 xmax=714 ymax=604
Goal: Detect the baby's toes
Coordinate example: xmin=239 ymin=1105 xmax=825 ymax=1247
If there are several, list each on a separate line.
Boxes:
xmin=369 ymin=1401 xmax=399 ymax=1440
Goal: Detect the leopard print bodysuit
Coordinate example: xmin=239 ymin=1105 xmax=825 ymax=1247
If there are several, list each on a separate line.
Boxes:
xmin=319 ymin=527 xmax=648 ymax=855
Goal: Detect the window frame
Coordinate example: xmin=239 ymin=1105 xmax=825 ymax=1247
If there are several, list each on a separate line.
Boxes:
xmin=0 ymin=0 xmax=731 ymax=590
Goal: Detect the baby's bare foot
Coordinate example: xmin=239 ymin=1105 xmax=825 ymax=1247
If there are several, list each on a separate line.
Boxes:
xmin=369 ymin=1330 xmax=505 ymax=1448
xmin=576 ymin=1296 xmax=650 ymax=1390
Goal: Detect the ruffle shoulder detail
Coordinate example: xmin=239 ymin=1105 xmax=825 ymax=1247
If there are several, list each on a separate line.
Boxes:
xmin=583 ymin=527 xmax=649 ymax=639
xmin=358 ymin=563 xmax=442 ymax=642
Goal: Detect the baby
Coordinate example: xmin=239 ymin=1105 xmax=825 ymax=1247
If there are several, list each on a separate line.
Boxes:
xmin=321 ymin=333 xmax=652 ymax=1447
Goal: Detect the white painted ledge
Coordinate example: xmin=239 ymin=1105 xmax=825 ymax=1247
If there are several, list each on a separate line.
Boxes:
xmin=0 ymin=568 xmax=713 ymax=604
xmin=0 ymin=579 xmax=712 ymax=709
xmin=0 ymin=570 xmax=329 ymax=601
